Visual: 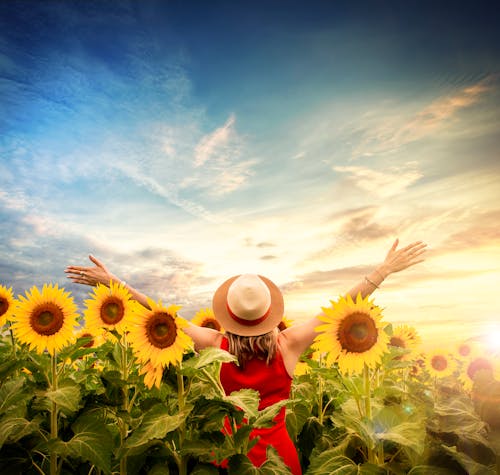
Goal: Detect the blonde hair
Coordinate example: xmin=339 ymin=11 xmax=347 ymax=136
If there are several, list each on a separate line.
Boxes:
xmin=226 ymin=330 xmax=277 ymax=368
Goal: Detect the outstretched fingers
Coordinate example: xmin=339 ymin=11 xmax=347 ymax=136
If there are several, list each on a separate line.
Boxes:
xmin=89 ymin=254 xmax=106 ymax=269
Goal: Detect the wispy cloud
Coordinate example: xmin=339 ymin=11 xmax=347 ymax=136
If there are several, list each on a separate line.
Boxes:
xmin=0 ymin=190 xmax=28 ymax=211
xmin=350 ymin=75 xmax=497 ymax=159
xmin=183 ymin=114 xmax=257 ymax=197
xmin=111 ymin=159 xmax=228 ymax=223
xmin=334 ymin=162 xmax=423 ymax=198
xmin=194 ymin=115 xmax=237 ymax=167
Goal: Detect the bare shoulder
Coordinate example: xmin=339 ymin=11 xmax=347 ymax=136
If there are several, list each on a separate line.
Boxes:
xmin=278 ymin=316 xmax=323 ymax=357
xmin=184 ymin=323 xmax=223 ymax=351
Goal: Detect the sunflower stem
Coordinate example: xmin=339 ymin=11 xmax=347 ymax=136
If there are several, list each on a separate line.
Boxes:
xmin=201 ymin=367 xmax=226 ymax=396
xmin=176 ymin=364 xmax=188 ymax=475
xmin=119 ymin=335 xmax=129 ymax=475
xmin=317 ymin=371 xmax=324 ymax=425
xmin=8 ymin=324 xmax=19 ymax=377
xmin=50 ymin=351 xmax=58 ymax=475
xmin=363 ymin=364 xmax=376 ymax=464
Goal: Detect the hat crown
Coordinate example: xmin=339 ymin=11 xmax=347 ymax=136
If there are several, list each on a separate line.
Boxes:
xmin=226 ymin=274 xmax=271 ymax=321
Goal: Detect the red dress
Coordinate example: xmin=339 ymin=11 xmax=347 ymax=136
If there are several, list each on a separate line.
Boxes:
xmin=219 ymin=337 xmax=302 ymax=474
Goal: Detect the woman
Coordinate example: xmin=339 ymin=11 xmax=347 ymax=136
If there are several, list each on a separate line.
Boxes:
xmin=65 ymin=238 xmax=426 ymax=474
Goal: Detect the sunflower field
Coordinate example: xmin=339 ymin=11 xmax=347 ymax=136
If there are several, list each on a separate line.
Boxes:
xmin=0 ymin=282 xmax=499 ymax=475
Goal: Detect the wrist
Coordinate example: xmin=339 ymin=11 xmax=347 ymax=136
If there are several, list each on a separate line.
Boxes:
xmin=375 ymin=265 xmax=390 ymax=280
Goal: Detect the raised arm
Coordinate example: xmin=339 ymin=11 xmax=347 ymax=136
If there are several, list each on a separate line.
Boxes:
xmin=345 ymin=239 xmax=426 ymax=299
xmin=65 ymin=255 xmax=151 ymax=308
xmin=65 ymin=255 xmax=222 ymax=350
xmin=279 ymin=239 xmax=427 ymax=362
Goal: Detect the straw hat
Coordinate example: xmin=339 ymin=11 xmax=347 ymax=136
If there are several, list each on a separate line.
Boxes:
xmin=212 ymin=274 xmax=284 ymax=336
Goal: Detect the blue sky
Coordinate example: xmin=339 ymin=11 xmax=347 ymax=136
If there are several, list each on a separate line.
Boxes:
xmin=1 ymin=0 xmax=499 ymax=348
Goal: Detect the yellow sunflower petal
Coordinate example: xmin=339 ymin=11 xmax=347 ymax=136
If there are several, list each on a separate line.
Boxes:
xmin=129 ymin=299 xmax=193 ymax=369
xmin=83 ymin=281 xmax=137 ymax=335
xmin=314 ymin=293 xmax=388 ymax=375
xmin=192 ymin=307 xmax=224 ymax=332
xmin=459 ymin=352 xmax=497 ymax=391
xmin=11 ymin=283 xmax=79 ymax=355
xmin=424 ymin=349 xmax=456 ymax=378
xmin=140 ymin=362 xmax=164 ymax=389
xmin=0 ymin=284 xmax=16 ymax=326
xmin=389 ymin=324 xmax=421 ymax=361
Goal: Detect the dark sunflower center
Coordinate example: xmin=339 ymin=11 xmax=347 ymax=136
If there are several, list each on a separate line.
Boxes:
xmin=100 ymin=297 xmax=125 ymax=324
xmin=202 ymin=318 xmax=220 ymax=330
xmin=30 ymin=303 xmax=64 ymax=336
xmin=278 ymin=321 xmax=287 ymax=331
xmin=337 ymin=311 xmax=378 ymax=353
xmin=468 ymin=358 xmax=492 ymax=379
xmin=146 ymin=312 xmax=177 ymax=349
xmin=0 ymin=297 xmax=8 ymax=317
xmin=80 ymin=332 xmax=95 ymax=348
xmin=431 ymin=355 xmax=448 ymax=371
xmin=458 ymin=344 xmax=471 ymax=357
xmin=390 ymin=336 xmax=406 ymax=348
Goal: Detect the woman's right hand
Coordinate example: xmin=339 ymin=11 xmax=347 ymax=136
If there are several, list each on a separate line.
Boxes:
xmin=377 ymin=239 xmax=427 ymax=278
xmin=65 ymin=255 xmax=117 ymax=287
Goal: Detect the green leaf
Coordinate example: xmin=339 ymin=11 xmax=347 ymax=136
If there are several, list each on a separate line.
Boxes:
xmin=286 ymin=402 xmax=310 ymax=441
xmin=304 ymin=453 xmax=355 ymax=475
xmin=305 ymin=452 xmax=385 ymax=475
xmin=123 ymin=404 xmax=188 ymax=449
xmin=227 ymin=446 xmax=294 ymax=474
xmin=432 ymin=395 xmax=487 ymax=435
xmin=408 ymin=466 xmax=459 ymax=475
xmin=259 ymin=445 xmax=294 ymax=474
xmin=227 ymin=454 xmax=259 ymax=475
xmin=189 ymin=463 xmax=219 ymax=475
xmin=180 ymin=438 xmax=221 ymax=457
xmin=40 ymin=414 xmax=113 ymax=474
xmin=186 ymin=347 xmax=237 ymax=371
xmin=66 ymin=415 xmax=113 ymax=474
xmin=0 ymin=416 xmax=40 ymax=448
xmin=441 ymin=445 xmax=497 ymax=475
xmin=190 ymin=397 xmax=236 ymax=432
xmin=374 ymin=407 xmax=425 ymax=456
xmin=253 ymin=399 xmax=288 ymax=428
xmin=44 ymin=379 xmax=81 ymax=414
xmin=0 ymin=377 xmax=29 ymax=415
xmin=233 ymin=424 xmax=253 ymax=451
xmin=0 ymin=359 xmax=25 ymax=381
xmin=148 ymin=465 xmax=170 ymax=475
xmin=330 ymin=411 xmax=376 ymax=452
xmin=224 ymin=388 xmax=260 ymax=420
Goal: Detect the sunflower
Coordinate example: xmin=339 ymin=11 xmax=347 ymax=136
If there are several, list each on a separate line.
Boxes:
xmin=0 ymin=284 xmax=16 ymax=326
xmin=12 ymin=284 xmax=79 ymax=355
xmin=75 ymin=328 xmax=105 ymax=349
xmin=128 ymin=298 xmax=193 ymax=369
xmin=139 ymin=362 xmax=164 ymax=389
xmin=278 ymin=315 xmax=294 ymax=331
xmin=84 ymin=281 xmax=137 ymax=335
xmin=424 ymin=349 xmax=456 ymax=378
xmin=192 ymin=307 xmax=224 ymax=332
xmin=294 ymin=361 xmax=310 ymax=377
xmin=389 ymin=324 xmax=421 ymax=360
xmin=459 ymin=354 xmax=496 ymax=391
xmin=409 ymin=355 xmax=425 ymax=378
xmin=314 ymin=293 xmax=389 ymax=375
xmin=455 ymin=341 xmax=475 ymax=360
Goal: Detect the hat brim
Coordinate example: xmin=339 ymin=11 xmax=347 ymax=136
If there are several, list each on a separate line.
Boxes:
xmin=212 ymin=275 xmax=284 ymax=336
